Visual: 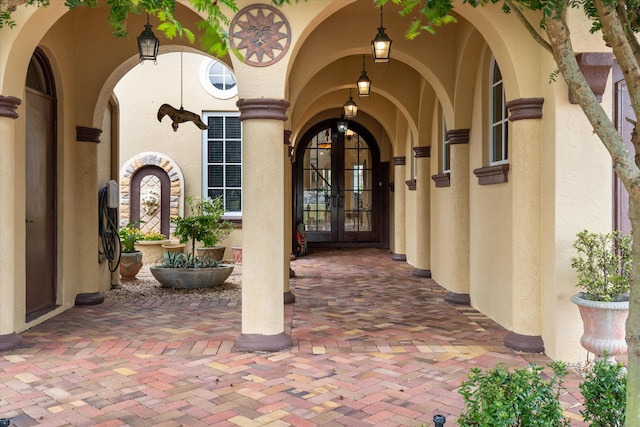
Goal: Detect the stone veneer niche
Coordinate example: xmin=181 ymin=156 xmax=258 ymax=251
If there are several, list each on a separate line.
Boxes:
xmin=119 ymin=152 xmax=185 ymax=236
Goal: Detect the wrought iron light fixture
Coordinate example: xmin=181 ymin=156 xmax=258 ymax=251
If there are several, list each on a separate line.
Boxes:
xmin=371 ymin=5 xmax=392 ymax=63
xmin=343 ymin=89 xmax=358 ymax=119
xmin=137 ymin=14 xmax=160 ymax=63
xmin=357 ymin=55 xmax=372 ymax=97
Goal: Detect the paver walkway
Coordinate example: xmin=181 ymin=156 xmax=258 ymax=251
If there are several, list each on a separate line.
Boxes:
xmin=1 ymin=248 xmax=588 ymax=426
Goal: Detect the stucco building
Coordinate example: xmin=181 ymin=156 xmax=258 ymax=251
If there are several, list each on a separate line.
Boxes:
xmin=0 ymin=0 xmax=626 ymax=361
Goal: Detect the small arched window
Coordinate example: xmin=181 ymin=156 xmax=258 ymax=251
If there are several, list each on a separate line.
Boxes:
xmin=490 ymin=58 xmax=508 ymax=165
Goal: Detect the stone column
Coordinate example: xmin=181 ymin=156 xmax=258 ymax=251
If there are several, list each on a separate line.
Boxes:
xmin=284 ymin=130 xmax=295 ymax=304
xmin=444 ymin=129 xmax=471 ymax=305
xmin=0 ymin=95 xmax=23 ymax=351
xmin=412 ymin=147 xmax=431 ymax=277
xmin=234 ymin=99 xmax=292 ymax=352
xmin=392 ymin=156 xmax=407 ymax=261
xmin=503 ymin=98 xmax=545 ymax=353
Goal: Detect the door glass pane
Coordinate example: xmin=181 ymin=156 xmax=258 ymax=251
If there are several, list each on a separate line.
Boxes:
xmin=343 ymin=132 xmax=372 ymax=232
xmin=303 ymin=128 xmax=333 ymax=232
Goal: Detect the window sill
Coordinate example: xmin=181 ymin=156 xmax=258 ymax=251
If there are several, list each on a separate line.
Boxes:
xmin=223 ymin=215 xmax=243 ymax=227
xmin=431 ymin=173 xmax=450 ymax=188
xmin=473 ymin=164 xmax=510 ymax=185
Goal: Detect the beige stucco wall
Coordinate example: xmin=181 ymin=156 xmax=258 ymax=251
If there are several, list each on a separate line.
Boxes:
xmin=114 ymin=51 xmax=243 ymax=257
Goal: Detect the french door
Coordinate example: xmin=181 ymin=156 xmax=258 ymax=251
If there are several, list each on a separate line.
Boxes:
xmin=295 ymin=120 xmax=384 ymax=245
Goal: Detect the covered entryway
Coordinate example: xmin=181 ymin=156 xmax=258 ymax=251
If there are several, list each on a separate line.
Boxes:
xmin=295 ymin=119 xmax=388 ymax=247
xmin=25 ymin=48 xmax=57 ymax=321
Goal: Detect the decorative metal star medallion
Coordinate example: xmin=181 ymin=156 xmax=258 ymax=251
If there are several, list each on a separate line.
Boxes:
xmin=230 ymin=4 xmax=292 ymax=67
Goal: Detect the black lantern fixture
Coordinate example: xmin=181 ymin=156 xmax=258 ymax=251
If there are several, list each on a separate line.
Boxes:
xmin=371 ymin=6 xmax=392 ymax=63
xmin=137 ymin=14 xmax=160 ymax=63
xmin=337 ymin=114 xmax=349 ymax=133
xmin=343 ymin=89 xmax=358 ymax=119
xmin=357 ymin=55 xmax=372 ymax=97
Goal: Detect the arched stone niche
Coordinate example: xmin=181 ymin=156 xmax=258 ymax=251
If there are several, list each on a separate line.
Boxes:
xmin=120 ymin=152 xmax=185 ymax=238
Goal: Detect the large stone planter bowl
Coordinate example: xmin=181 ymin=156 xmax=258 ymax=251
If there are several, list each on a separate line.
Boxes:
xmin=150 ymin=265 xmax=234 ymax=289
xmin=571 ymin=292 xmax=629 ymax=361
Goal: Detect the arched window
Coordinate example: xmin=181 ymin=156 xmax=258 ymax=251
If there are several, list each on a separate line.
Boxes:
xmin=490 ymin=58 xmax=508 ymax=165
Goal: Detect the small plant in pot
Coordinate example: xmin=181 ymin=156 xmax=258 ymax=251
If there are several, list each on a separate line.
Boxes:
xmin=149 ymin=197 xmax=234 ymax=289
xmin=570 ymin=229 xmax=631 ymax=360
xmin=171 ymin=196 xmax=233 ymax=261
xmin=119 ymin=223 xmax=144 ymax=279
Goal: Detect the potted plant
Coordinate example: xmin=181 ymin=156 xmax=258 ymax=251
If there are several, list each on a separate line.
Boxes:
xmin=149 ymin=197 xmax=235 ymax=289
xmin=149 ymin=252 xmax=234 ymax=289
xmin=570 ymin=229 xmax=631 ymax=361
xmin=119 ymin=223 xmax=144 ymax=279
xmin=171 ymin=196 xmax=233 ymax=261
xmin=134 ymin=229 xmax=169 ymax=264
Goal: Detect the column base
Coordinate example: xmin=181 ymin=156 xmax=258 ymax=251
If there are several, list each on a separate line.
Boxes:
xmin=504 ymin=331 xmax=545 ymax=354
xmin=284 ymin=291 xmax=296 ymax=304
xmin=235 ymin=332 xmax=292 ymax=352
xmin=412 ymin=268 xmax=431 ymax=278
xmin=444 ymin=292 xmax=470 ymax=305
xmin=391 ymin=253 xmax=406 ymax=261
xmin=75 ymin=292 xmax=104 ymax=306
xmin=0 ymin=332 xmax=22 ymax=352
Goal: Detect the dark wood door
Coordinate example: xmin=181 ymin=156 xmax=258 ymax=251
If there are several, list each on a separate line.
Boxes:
xmin=25 ymin=87 xmax=57 ymax=320
xmin=613 ymin=63 xmax=634 ymax=235
xmin=295 ymin=120 xmax=385 ymax=247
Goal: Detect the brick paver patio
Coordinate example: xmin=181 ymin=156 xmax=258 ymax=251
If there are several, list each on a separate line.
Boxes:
xmin=1 ymin=248 xmax=588 ymax=426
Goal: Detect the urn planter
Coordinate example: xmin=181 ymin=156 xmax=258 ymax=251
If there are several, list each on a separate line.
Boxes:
xmin=196 ymin=246 xmax=226 ymax=262
xmin=571 ymin=292 xmax=629 ymax=361
xmin=120 ymin=251 xmax=143 ymax=279
xmin=150 ymin=264 xmax=234 ymax=289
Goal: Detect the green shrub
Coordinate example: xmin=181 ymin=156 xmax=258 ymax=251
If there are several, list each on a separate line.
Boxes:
xmin=579 ymin=357 xmax=627 ymax=427
xmin=457 ymin=362 xmax=570 ymax=427
xmin=571 ymin=230 xmax=631 ymax=301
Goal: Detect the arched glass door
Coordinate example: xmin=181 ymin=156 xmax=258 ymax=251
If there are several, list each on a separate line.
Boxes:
xmin=296 ymin=120 xmax=382 ymax=245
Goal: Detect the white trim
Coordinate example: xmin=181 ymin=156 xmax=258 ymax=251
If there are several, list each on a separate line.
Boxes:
xmin=199 ymin=58 xmax=238 ymax=100
xmin=202 ymin=112 xmax=243 ymax=216
xmin=489 ymin=57 xmax=508 ymax=165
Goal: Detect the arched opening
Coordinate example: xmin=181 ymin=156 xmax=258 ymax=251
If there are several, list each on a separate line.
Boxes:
xmin=294 ymin=119 xmax=388 ymax=247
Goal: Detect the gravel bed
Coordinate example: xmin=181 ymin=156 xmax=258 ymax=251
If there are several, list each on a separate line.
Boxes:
xmin=105 ymin=263 xmax=242 ymax=301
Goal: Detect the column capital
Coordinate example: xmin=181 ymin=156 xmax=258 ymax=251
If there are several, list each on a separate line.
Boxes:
xmin=446 ymin=128 xmax=470 ymax=144
xmin=0 ymin=95 xmax=22 ymax=119
xmin=506 ymin=98 xmax=544 ymax=121
xmin=570 ymin=52 xmax=613 ymax=104
xmin=393 ymin=156 xmax=406 ymax=166
xmin=237 ymin=98 xmax=290 ymax=121
xmin=413 ymin=146 xmax=430 ymax=158
xmin=77 ymin=126 xmax=102 ymax=143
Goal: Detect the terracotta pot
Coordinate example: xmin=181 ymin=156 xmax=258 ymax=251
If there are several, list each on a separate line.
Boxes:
xmin=232 ymin=246 xmax=242 ymax=264
xmin=135 ymin=240 xmax=170 ymax=264
xmin=571 ymin=293 xmax=629 ymax=361
xmin=197 ymin=246 xmax=225 ymax=262
xmin=119 ymin=251 xmax=143 ymax=279
xmin=150 ymin=265 xmax=234 ymax=289
xmin=162 ymin=243 xmax=185 ymax=256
